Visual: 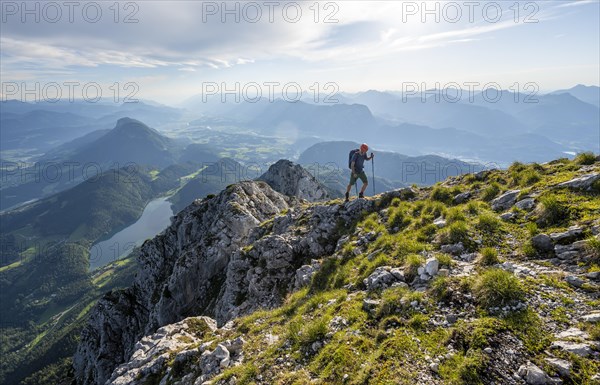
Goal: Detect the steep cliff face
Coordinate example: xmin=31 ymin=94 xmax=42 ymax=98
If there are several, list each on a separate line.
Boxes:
xmin=74 ymin=181 xmax=292 ymax=385
xmin=74 ymin=162 xmax=375 ymax=385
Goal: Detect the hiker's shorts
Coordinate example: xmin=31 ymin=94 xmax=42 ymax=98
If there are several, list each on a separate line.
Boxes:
xmin=349 ymin=170 xmax=368 ymax=185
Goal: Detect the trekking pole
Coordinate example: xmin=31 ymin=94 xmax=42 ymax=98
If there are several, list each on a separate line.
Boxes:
xmin=371 ymin=154 xmax=375 ymax=195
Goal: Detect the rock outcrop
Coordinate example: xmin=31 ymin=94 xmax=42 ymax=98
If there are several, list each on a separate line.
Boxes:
xmin=257 ymin=159 xmax=333 ymax=202
xmin=74 ymin=173 xmax=375 ymax=385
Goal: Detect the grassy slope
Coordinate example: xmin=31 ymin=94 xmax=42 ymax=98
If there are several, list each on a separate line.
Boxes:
xmin=147 ymin=155 xmax=600 ymax=385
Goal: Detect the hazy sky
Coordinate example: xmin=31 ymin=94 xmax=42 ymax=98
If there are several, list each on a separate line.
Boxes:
xmin=1 ymin=0 xmax=599 ymax=105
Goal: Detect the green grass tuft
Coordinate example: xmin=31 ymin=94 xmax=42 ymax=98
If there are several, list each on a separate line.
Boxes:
xmin=472 ymin=269 xmax=525 ymax=309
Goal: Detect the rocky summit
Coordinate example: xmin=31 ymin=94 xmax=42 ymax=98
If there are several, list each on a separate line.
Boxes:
xmin=74 ymin=158 xmax=600 ymax=385
xmin=257 ymin=159 xmax=334 ymax=202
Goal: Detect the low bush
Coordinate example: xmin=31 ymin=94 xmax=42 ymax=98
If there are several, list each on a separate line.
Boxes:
xmin=472 ymin=269 xmax=525 ymax=308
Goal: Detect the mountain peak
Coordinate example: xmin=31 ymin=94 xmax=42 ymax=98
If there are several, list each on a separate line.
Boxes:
xmin=258 ymin=159 xmax=331 ymax=202
xmin=115 ymin=117 xmax=147 ymax=129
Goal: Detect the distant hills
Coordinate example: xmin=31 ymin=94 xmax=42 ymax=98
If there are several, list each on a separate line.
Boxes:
xmin=552 ymin=84 xmax=600 ymax=107
xmin=249 ymin=100 xmax=375 ymax=140
xmin=62 ymin=117 xmax=178 ymax=168
xmin=0 ymin=118 xmax=217 ymax=211
xmin=299 ymin=141 xmax=483 ymax=186
xmin=0 ymin=100 xmax=183 ymax=152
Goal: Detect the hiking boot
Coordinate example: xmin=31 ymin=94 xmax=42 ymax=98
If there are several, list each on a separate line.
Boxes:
xmin=345 ymin=192 xmax=349 ymax=202
xmin=359 ymin=192 xmax=364 ymax=198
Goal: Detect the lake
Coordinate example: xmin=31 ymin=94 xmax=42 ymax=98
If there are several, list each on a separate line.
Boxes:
xmin=89 ymin=197 xmax=173 ymax=270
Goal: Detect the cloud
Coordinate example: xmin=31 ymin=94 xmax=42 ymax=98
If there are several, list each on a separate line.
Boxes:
xmin=556 ymin=0 xmax=597 ymax=8
xmin=0 ymin=0 xmax=597 ymax=101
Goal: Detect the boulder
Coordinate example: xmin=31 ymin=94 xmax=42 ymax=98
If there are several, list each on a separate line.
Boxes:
xmin=517 ymin=362 xmax=552 ymax=385
xmin=199 ymin=344 xmax=231 ymax=381
xmin=565 ymin=275 xmax=585 ymax=288
xmin=453 ymin=192 xmax=471 ymax=204
xmin=363 ymin=266 xmax=405 ymax=290
xmin=424 ymin=258 xmax=439 ymax=276
xmin=551 ymin=340 xmax=592 ymax=357
xmin=500 ymin=212 xmax=517 ymax=221
xmin=550 ymin=226 xmax=583 ymax=244
xmin=441 ymin=243 xmax=465 ymax=256
xmin=582 ymin=312 xmax=600 ymax=323
xmin=433 ymin=217 xmax=447 ymax=228
xmin=294 ymin=260 xmax=321 ymax=289
xmin=257 ymin=159 xmax=332 ymax=201
xmin=515 ymin=198 xmax=536 ymax=211
xmin=544 ymin=358 xmax=571 ymax=378
xmin=362 ymin=298 xmax=381 ymax=314
xmin=491 ymin=190 xmax=520 ymax=211
xmin=556 ymin=173 xmax=600 ymax=191
xmin=531 ymin=234 xmax=554 ymax=252
xmin=555 ymin=327 xmax=589 ymax=340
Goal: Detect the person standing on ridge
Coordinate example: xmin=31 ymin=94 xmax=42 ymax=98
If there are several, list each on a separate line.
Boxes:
xmin=346 ymin=143 xmax=374 ymax=202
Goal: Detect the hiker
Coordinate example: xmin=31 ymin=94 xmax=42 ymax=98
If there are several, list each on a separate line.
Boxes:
xmin=346 ymin=143 xmax=374 ymax=202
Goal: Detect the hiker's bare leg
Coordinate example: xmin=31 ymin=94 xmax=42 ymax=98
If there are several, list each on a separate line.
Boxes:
xmin=346 ymin=184 xmax=352 ymax=194
xmin=360 ymin=183 xmax=368 ymax=194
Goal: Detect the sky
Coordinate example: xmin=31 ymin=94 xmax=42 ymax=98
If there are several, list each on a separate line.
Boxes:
xmin=1 ymin=0 xmax=599 ymax=105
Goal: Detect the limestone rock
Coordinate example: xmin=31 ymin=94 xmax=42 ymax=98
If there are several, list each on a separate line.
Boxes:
xmin=515 ymin=198 xmax=536 ymax=211
xmin=74 ymin=179 xmax=373 ymax=385
xmin=531 ymin=234 xmax=554 ymax=252
xmin=545 ymin=358 xmax=571 ymax=378
xmin=517 ymin=362 xmax=552 ymax=385
xmin=556 ymin=173 xmax=600 ymax=191
xmin=258 ymin=159 xmax=335 ymax=202
xmin=491 ymin=190 xmax=520 ymax=211
xmin=551 ymin=340 xmax=592 ymax=357
xmin=364 ymin=266 xmax=405 ymax=290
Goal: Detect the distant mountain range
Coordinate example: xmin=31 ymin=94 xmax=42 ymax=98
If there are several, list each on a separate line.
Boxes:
xmin=0 ymin=100 xmax=183 ymax=152
xmin=0 ymin=118 xmax=215 ymax=210
xmin=552 ymin=84 xmax=600 ymax=107
xmin=298 ymin=141 xmax=483 ymax=186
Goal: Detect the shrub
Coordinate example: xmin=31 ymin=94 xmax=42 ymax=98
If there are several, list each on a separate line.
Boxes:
xmin=436 ymin=253 xmax=454 ymax=268
xmin=589 ymin=324 xmax=600 ymax=341
xmin=430 ymin=276 xmax=451 ymax=302
xmin=439 ymin=221 xmax=470 ymax=245
xmin=446 ymin=207 xmax=466 ymax=223
xmin=508 ymin=161 xmax=526 ymax=173
xmin=290 ymin=317 xmax=328 ymax=353
xmin=417 ymin=223 xmax=438 ymax=242
xmin=472 ymin=269 xmax=525 ymax=308
xmin=311 ymin=258 xmax=341 ymax=292
xmin=431 ymin=186 xmax=453 ymax=203
xmin=440 ymin=351 xmax=487 ymax=385
xmin=574 ymin=151 xmax=597 ymax=165
xmin=477 ymin=248 xmax=500 ymax=266
xmin=586 ymin=237 xmax=600 ymax=264
xmin=404 ymin=254 xmax=425 ymax=281
xmin=538 ymin=195 xmax=569 ymax=226
xmin=525 ymin=222 xmax=539 ymax=236
xmin=407 ymin=314 xmax=429 ymax=330
xmin=377 ymin=286 xmax=410 ymax=318
xmin=421 ymin=201 xmax=447 ymax=218
xmin=387 ymin=208 xmax=411 ymax=232
xmin=466 ymin=201 xmax=479 ymax=215
xmin=481 ymin=183 xmax=500 ymax=202
xmin=476 ymin=213 xmax=502 ymax=235
xmin=515 ymin=169 xmax=541 ymax=186
xmin=522 ymin=242 xmax=537 ymax=259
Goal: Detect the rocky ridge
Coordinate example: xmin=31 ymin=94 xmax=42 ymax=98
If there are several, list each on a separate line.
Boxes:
xmin=74 ymin=160 xmax=378 ymax=385
xmin=74 ymin=158 xmax=600 ymax=385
